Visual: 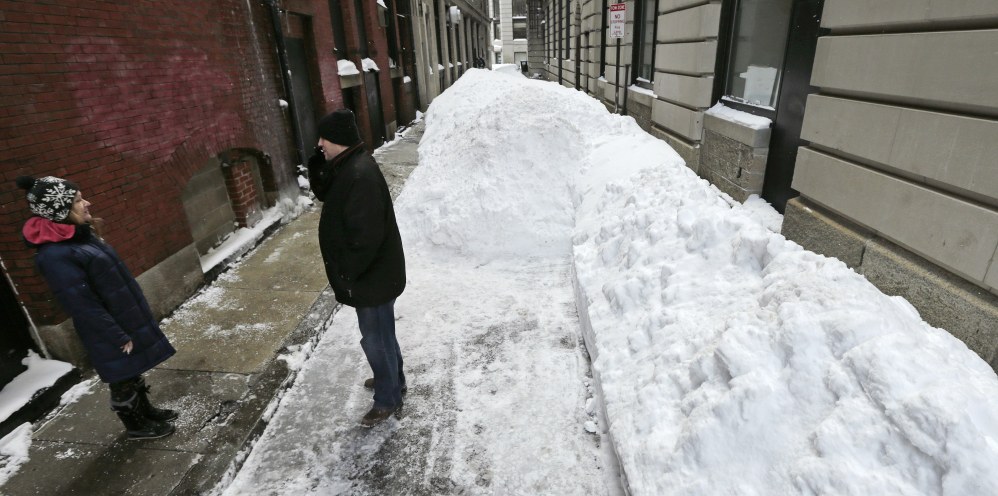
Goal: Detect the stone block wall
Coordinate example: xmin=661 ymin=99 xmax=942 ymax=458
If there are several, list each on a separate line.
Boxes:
xmin=698 ymin=113 xmax=770 ymax=202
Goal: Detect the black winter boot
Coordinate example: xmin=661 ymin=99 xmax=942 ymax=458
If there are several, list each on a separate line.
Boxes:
xmin=110 ymin=379 xmax=175 ymax=440
xmin=135 ymin=377 xmax=179 ymax=422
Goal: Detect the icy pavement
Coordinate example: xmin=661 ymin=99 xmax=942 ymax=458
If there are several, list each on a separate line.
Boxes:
xmin=220 ymin=254 xmax=613 ymax=494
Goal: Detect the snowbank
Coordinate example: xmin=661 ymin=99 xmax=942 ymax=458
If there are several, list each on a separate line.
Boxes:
xmin=398 ymin=69 xmax=998 ymax=495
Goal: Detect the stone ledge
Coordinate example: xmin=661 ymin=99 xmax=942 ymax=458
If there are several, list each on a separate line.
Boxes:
xmin=781 ymin=197 xmax=872 ymax=269
xmin=703 ymin=112 xmax=771 ymax=147
xmin=136 ymin=243 xmax=204 ymax=320
xmin=648 ymin=125 xmax=700 ymax=173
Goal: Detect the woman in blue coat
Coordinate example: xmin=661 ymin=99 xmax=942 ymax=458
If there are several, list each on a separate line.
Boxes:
xmin=17 ymin=175 xmax=178 ymax=440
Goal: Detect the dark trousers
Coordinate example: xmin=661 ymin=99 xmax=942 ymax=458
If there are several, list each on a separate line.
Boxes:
xmin=356 ymin=299 xmax=404 ymax=408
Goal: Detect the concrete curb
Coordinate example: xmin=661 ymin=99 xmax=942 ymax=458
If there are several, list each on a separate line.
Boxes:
xmin=572 ymin=264 xmax=631 ymax=496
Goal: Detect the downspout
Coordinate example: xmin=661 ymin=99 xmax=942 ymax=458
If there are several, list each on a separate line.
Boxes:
xmin=265 ymin=0 xmax=306 ymax=166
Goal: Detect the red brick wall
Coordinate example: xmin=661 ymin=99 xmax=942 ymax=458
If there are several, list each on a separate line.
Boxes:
xmin=223 ymin=160 xmax=259 ymax=227
xmin=281 ymin=0 xmax=415 ymax=149
xmin=0 ymin=0 xmax=296 ymax=324
xmin=284 ymin=0 xmax=345 ymax=115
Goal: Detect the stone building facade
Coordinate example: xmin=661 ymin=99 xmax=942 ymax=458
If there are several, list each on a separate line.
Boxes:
xmin=407 ymin=0 xmax=492 ymax=107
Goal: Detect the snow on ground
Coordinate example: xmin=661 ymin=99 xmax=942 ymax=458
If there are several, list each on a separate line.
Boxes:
xmin=0 ymin=423 xmax=32 ymax=486
xmin=199 ymin=195 xmax=313 ymax=273
xmin=223 ymin=68 xmax=998 ymax=495
xmin=220 ymin=72 xmax=614 ymax=493
xmin=0 ymin=351 xmax=73 ymax=424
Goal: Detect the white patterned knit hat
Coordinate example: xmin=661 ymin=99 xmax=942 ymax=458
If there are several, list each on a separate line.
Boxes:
xmin=16 ymin=176 xmax=81 ymax=222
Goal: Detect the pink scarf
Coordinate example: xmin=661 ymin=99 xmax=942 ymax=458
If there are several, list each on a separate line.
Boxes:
xmin=23 ymin=217 xmax=76 ymax=244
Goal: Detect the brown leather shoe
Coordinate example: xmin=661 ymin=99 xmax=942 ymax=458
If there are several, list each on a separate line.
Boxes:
xmin=363 ymin=377 xmax=408 ymax=395
xmin=360 ymin=403 xmax=402 ymax=428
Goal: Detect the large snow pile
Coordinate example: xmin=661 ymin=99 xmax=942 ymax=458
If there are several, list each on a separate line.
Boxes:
xmin=398 ymin=68 xmax=998 ymax=495
xmin=398 ymin=68 xmax=637 ymax=261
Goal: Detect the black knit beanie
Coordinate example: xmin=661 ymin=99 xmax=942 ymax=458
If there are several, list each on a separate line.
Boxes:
xmin=316 ymin=109 xmax=362 ymax=147
xmin=16 ymin=175 xmax=80 ymax=222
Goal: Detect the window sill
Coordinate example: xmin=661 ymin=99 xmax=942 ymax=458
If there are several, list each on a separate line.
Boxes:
xmin=720 ymin=96 xmax=776 ymax=120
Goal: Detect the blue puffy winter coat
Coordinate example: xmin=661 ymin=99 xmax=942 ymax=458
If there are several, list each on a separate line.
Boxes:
xmin=30 ymin=223 xmax=175 ymax=383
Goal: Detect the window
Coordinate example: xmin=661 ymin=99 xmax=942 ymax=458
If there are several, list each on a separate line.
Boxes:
xmin=599 ymin=0 xmax=607 ymax=76
xmin=384 ymin=0 xmax=399 ymax=63
xmin=632 ymin=0 xmax=657 ymax=85
xmin=327 ymin=0 xmax=349 ymax=58
xmin=722 ymin=0 xmax=793 ymax=110
xmin=512 ymin=0 xmax=527 ymax=16
xmin=352 ymin=0 xmax=370 ymax=56
xmin=547 ymin=7 xmax=553 ymax=59
xmin=513 ymin=17 xmax=527 ymax=39
xmin=558 ymin=2 xmax=572 ymax=58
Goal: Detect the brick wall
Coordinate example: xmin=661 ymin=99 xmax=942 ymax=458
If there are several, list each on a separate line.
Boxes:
xmin=222 ymin=160 xmax=260 ymax=228
xmin=0 ymin=0 xmax=297 ymax=325
xmin=282 ymin=0 xmax=411 ymax=149
xmin=284 ymin=0 xmax=345 ymax=114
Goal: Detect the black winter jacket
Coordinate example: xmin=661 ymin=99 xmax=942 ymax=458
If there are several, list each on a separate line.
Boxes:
xmin=309 ymin=145 xmax=406 ymax=307
xmin=29 ymin=223 xmax=175 ymax=383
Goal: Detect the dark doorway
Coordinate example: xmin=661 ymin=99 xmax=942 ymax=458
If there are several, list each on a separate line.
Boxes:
xmin=1 ymin=275 xmax=35 ymax=387
xmin=364 ymin=72 xmax=387 ymax=148
xmin=285 ymin=36 xmax=320 ymax=161
xmin=761 ymin=0 xmax=824 ymax=212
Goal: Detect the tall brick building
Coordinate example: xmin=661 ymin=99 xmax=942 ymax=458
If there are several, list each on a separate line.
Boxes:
xmin=0 ymin=0 xmax=427 ymax=381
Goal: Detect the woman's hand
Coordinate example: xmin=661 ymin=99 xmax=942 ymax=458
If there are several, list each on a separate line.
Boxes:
xmin=121 ymin=341 xmax=133 ymax=355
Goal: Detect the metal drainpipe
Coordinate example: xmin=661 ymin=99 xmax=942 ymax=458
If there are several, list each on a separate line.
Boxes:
xmin=622 ymin=64 xmax=629 ymax=116
xmin=266 ymin=0 xmax=306 ymax=166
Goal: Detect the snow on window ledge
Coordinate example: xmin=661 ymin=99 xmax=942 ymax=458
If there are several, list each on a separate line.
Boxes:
xmin=705 ymin=102 xmax=772 ymax=130
xmin=337 ymin=59 xmax=360 ymax=76
xmin=627 ymin=84 xmax=656 ymax=97
xmin=362 ymin=58 xmax=380 ymax=72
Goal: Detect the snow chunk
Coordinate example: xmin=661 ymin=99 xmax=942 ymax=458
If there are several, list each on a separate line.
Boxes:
xmin=337 ymin=59 xmax=360 ymax=76
xmin=362 ymin=58 xmax=379 ymax=72
xmin=742 ymin=194 xmax=783 ymax=233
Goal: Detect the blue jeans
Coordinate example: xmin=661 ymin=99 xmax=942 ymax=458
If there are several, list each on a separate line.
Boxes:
xmin=356 ymin=299 xmax=404 ymax=409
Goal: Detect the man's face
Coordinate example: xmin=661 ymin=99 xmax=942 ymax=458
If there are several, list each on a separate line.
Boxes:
xmin=318 ymin=137 xmax=348 ymax=161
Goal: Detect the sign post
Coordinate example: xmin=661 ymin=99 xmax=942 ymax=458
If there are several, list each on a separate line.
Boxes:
xmin=609 ymin=3 xmax=626 ymax=112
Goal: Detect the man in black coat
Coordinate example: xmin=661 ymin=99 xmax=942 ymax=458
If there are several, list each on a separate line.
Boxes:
xmin=307 ymin=109 xmax=407 ymax=428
